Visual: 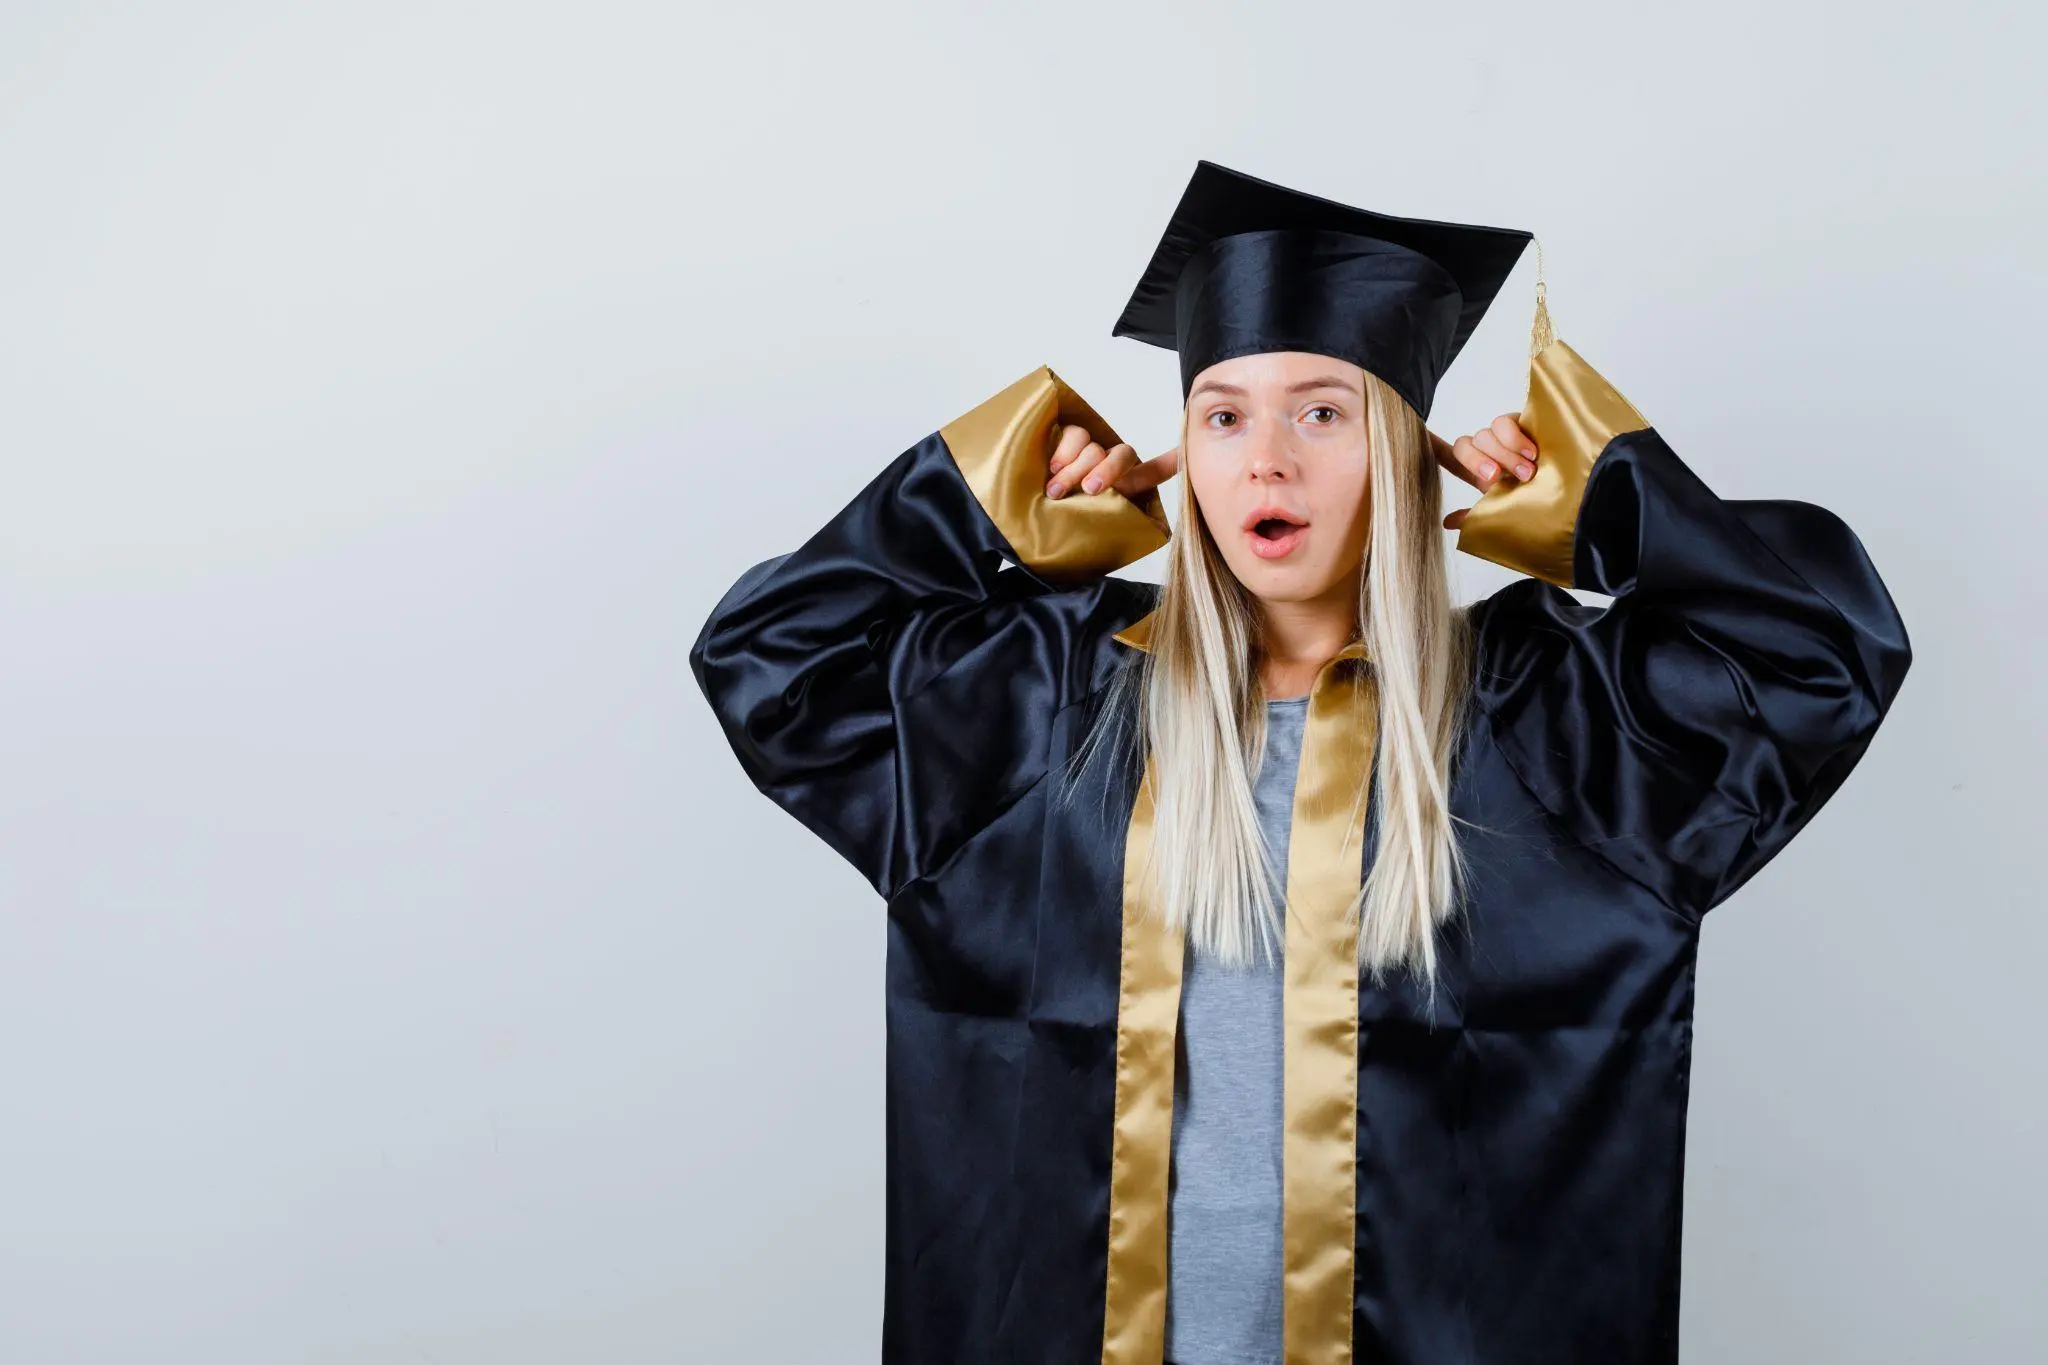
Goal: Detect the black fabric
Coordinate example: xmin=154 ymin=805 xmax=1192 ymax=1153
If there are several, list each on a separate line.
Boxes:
xmin=1470 ymin=427 xmax=1914 ymax=919
xmin=1109 ymin=159 xmax=1533 ymax=417
xmin=686 ymin=428 xmax=1149 ymax=901
xmin=689 ymin=419 xmax=1911 ymax=1364
xmin=1171 ymin=228 xmax=1464 ymax=420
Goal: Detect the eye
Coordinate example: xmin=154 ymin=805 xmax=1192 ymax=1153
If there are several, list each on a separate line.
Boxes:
xmin=1206 ymin=410 xmax=1239 ymax=430
xmin=1304 ymin=404 xmax=1339 ymax=425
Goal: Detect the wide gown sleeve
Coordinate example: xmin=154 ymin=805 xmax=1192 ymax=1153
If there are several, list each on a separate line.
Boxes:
xmin=688 ymin=365 xmax=1171 ymax=900
xmin=1457 ymin=339 xmax=1912 ymax=919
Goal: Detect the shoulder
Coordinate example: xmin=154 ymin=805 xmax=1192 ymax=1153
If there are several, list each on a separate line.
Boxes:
xmin=1463 ymin=577 xmax=1603 ymax=701
xmin=1065 ymin=573 xmax=1158 ymax=698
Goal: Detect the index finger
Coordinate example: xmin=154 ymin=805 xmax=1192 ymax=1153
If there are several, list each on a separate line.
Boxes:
xmin=1426 ymin=427 xmax=1455 ymax=466
xmin=1110 ymin=448 xmax=1179 ymax=499
xmin=1441 ymin=433 xmax=1499 ymax=493
xmin=1429 ymin=427 xmax=1493 ymax=489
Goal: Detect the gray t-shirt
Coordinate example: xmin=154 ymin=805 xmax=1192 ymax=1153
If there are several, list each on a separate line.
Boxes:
xmin=1163 ymin=694 xmax=1308 ymax=1365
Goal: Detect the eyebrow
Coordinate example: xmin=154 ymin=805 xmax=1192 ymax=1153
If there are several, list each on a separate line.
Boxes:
xmin=1189 ymin=374 xmax=1360 ymax=399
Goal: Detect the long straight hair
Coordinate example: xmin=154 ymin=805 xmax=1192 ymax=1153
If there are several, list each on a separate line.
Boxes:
xmin=1060 ymin=368 xmax=1473 ymax=999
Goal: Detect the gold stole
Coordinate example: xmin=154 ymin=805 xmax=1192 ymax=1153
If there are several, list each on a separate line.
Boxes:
xmin=1099 ymin=638 xmax=1375 ymax=1365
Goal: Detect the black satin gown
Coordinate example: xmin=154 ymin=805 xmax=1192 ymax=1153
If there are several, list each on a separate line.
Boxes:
xmin=689 ymin=356 xmax=1910 ymax=1365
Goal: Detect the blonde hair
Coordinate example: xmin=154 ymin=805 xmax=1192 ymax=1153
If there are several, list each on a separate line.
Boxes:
xmin=1060 ymin=368 xmax=1472 ymax=1001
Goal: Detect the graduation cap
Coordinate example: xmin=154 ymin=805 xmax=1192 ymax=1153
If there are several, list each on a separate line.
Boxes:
xmin=1110 ymin=160 xmax=1534 ymax=420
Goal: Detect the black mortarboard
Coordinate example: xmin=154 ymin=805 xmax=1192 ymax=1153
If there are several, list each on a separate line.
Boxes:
xmin=1110 ymin=159 xmax=1534 ymax=419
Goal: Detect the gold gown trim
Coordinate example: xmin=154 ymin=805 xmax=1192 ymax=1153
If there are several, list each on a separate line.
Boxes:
xmin=1108 ymin=623 xmax=1372 ymax=1364
xmin=939 ymin=365 xmax=1171 ymax=582
xmin=1098 ymin=744 xmax=1186 ymax=1364
xmin=1281 ymin=648 xmax=1374 ymax=1364
xmin=1454 ymin=337 xmax=1649 ymax=588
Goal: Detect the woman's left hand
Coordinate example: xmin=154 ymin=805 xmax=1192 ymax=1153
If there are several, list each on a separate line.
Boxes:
xmin=1044 ymin=424 xmax=1180 ymax=501
xmin=1429 ymin=414 xmax=1539 ymax=530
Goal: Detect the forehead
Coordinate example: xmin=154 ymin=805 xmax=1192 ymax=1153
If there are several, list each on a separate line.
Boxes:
xmin=1186 ymin=350 xmax=1364 ymax=399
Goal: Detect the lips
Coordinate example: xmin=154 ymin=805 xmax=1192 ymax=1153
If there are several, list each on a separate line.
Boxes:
xmin=1244 ymin=504 xmax=1310 ymax=559
xmin=1242 ymin=504 xmax=1309 ymax=534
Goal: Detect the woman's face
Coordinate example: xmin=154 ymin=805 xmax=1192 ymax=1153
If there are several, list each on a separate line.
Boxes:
xmin=1183 ymin=350 xmax=1372 ymax=607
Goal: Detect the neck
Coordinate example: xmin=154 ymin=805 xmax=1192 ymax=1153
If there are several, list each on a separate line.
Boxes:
xmin=1255 ymin=587 xmax=1356 ymax=700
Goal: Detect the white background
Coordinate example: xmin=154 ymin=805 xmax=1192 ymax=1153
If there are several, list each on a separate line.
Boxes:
xmin=1 ymin=2 xmax=2040 ymax=1360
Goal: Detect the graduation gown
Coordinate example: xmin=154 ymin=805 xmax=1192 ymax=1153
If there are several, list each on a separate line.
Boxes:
xmin=688 ymin=346 xmax=1911 ymax=1365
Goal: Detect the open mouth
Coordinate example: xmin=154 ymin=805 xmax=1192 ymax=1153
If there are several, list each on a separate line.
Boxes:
xmin=1246 ymin=516 xmax=1308 ymax=558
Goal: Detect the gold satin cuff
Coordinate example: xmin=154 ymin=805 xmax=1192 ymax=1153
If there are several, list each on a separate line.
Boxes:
xmin=1454 ymin=338 xmax=1649 ymax=588
xmin=940 ymin=365 xmax=1173 ymax=583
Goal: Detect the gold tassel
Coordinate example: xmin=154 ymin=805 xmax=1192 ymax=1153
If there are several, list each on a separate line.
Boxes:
xmin=1528 ymin=234 xmax=1555 ymax=359
xmin=1522 ymin=234 xmax=1554 ymax=415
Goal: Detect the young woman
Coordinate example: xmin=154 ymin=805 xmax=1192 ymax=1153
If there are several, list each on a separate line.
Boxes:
xmin=690 ymin=162 xmax=1910 ymax=1365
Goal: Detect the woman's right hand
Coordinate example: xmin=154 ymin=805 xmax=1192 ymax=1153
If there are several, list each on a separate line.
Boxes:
xmin=1044 ymin=424 xmax=1180 ymax=501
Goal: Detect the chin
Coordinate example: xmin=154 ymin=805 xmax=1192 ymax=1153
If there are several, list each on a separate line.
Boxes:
xmin=1235 ymin=567 xmax=1324 ymax=601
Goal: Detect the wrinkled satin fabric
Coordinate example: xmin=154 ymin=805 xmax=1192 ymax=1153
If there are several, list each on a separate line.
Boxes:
xmin=1473 ymin=427 xmax=1912 ymax=919
xmin=1173 ymin=229 xmax=1463 ymax=416
xmin=688 ymin=375 xmax=1911 ymax=1364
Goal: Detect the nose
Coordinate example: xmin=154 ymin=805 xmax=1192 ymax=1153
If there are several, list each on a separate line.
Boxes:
xmin=1246 ymin=423 xmax=1296 ymax=481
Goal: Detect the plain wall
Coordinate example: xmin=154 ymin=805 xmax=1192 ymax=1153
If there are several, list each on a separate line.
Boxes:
xmin=0 ymin=2 xmax=2040 ymax=1360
